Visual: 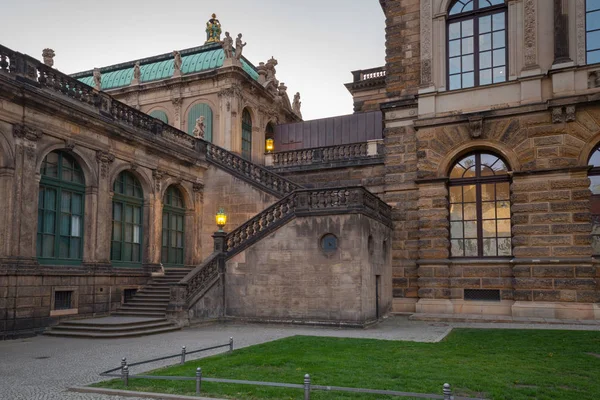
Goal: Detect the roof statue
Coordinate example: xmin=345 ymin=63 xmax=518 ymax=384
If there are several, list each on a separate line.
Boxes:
xmin=132 ymin=61 xmax=141 ymax=84
xmin=292 ymin=92 xmax=302 ymax=118
xmin=173 ymin=50 xmax=182 ymax=77
xmin=205 ymin=14 xmax=222 ymax=44
xmin=259 ymin=57 xmax=279 ymax=94
xmin=42 ymin=48 xmax=55 ymax=68
xmin=221 ymin=32 xmax=233 ymax=59
xmin=192 ymin=116 xmax=206 ymax=139
xmin=93 ymin=68 xmax=101 ymax=90
xmin=234 ymin=34 xmax=246 ymax=60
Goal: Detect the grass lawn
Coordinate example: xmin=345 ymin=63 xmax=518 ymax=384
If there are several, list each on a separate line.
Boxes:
xmin=93 ymin=329 xmax=600 ymax=399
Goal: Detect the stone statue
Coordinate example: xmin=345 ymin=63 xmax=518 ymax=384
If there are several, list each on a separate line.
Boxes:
xmin=93 ymin=68 xmax=102 ymax=90
xmin=234 ymin=33 xmax=246 ymax=60
xmin=132 ymin=61 xmax=141 ymax=83
xmin=173 ymin=50 xmax=182 ymax=76
xmin=292 ymin=92 xmax=302 ymax=117
xmin=42 ymin=48 xmax=55 ymax=67
xmin=205 ymin=13 xmax=222 ymax=44
xmin=192 ymin=116 xmax=205 ymax=139
xmin=221 ymin=32 xmax=233 ymax=59
xmin=263 ymin=57 xmax=279 ymax=94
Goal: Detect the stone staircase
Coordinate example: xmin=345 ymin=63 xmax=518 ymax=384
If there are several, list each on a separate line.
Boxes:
xmin=45 ymin=268 xmax=191 ymax=338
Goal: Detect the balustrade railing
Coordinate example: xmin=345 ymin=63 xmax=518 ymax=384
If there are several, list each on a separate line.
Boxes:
xmin=170 ymin=252 xmax=221 ymax=309
xmin=272 ymin=142 xmax=375 ymax=168
xmin=351 ymin=66 xmax=386 ymax=83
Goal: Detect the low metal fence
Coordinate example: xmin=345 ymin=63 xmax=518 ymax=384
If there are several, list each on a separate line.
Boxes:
xmin=100 ymin=337 xmax=486 ymax=400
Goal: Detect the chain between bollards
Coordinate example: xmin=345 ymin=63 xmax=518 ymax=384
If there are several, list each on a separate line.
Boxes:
xmin=196 ymin=367 xmax=202 ymax=394
xmin=304 ymin=373 xmax=311 ymax=400
xmin=443 ymin=383 xmax=453 ymax=400
xmin=229 ymin=337 xmax=233 ymax=353
xmin=180 ymin=345 xmax=186 ymax=365
xmin=122 ymin=365 xmax=129 ymax=387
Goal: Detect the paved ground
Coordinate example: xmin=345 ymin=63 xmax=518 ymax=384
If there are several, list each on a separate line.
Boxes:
xmin=1 ymin=316 xmax=599 ymax=400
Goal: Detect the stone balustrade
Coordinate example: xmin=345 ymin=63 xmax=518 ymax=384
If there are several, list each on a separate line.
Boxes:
xmin=352 ymin=66 xmax=387 ymax=82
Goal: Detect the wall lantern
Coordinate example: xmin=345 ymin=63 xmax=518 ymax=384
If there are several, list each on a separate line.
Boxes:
xmin=265 ymin=138 xmax=274 ymax=153
xmin=216 ymin=208 xmax=227 ymax=231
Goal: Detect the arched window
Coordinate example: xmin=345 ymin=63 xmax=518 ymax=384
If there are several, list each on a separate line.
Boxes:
xmin=447 ymin=0 xmax=507 ymax=90
xmin=37 ymin=151 xmax=85 ymax=263
xmin=588 ymin=148 xmax=600 ymax=254
xmin=149 ymin=110 xmax=168 ymax=124
xmin=187 ymin=103 xmax=213 ymax=142
xmin=242 ymin=108 xmax=252 ymax=160
xmin=162 ymin=186 xmax=185 ymax=266
xmin=587 ymin=0 xmax=600 ymax=64
xmin=111 ymin=171 xmax=143 ymax=265
xmin=449 ymin=152 xmax=511 ymax=257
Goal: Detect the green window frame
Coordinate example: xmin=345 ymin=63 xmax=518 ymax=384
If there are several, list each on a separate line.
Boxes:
xmin=111 ymin=171 xmax=144 ymax=266
xmin=242 ymin=108 xmax=252 ymax=160
xmin=161 ymin=186 xmax=185 ymax=267
xmin=37 ymin=151 xmax=85 ymax=265
xmin=149 ymin=110 xmax=169 ymax=124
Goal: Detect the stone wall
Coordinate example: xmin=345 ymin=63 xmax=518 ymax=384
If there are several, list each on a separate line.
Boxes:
xmin=224 ymin=214 xmax=392 ymax=325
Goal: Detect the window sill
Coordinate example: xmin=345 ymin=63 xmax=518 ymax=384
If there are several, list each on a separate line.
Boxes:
xmin=50 ymin=308 xmax=78 ymax=317
xmin=417 ymin=258 xmax=512 ymax=265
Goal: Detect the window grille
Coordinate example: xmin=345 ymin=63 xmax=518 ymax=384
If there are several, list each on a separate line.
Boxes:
xmin=464 ymin=289 xmax=500 ymax=301
xmin=54 ymin=290 xmax=73 ymax=310
xmin=123 ymin=288 xmax=137 ymax=303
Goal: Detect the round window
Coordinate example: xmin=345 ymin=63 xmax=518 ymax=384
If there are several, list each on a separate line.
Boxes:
xmin=321 ymin=234 xmax=338 ymax=252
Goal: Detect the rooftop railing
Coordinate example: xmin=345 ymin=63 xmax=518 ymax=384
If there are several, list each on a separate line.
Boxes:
xmin=351 ymin=66 xmax=386 ymax=82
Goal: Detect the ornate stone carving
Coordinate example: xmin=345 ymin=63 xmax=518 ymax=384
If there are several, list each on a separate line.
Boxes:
xmin=217 ymin=86 xmax=243 ymax=99
xmin=292 ymin=92 xmax=302 ymax=118
xmin=96 ymin=150 xmax=115 ymax=178
xmin=551 ymin=106 xmax=576 ymax=123
xmin=93 ymin=68 xmax=102 ymax=90
xmin=153 ymin=169 xmax=167 ymax=192
xmin=42 ymin=48 xmax=55 ymax=68
xmin=193 ymin=183 xmax=204 ymax=202
xmin=205 ymin=13 xmax=222 ymax=44
xmin=420 ymin=0 xmax=432 ymax=85
xmin=523 ymin=0 xmax=538 ymax=67
xmin=130 ymin=162 xmax=138 ymax=171
xmin=12 ymin=124 xmax=42 ymax=141
xmin=171 ymin=97 xmax=182 ymax=127
xmin=132 ymin=61 xmax=141 ymax=84
xmin=565 ymin=105 xmax=576 ymax=122
xmin=173 ymin=51 xmax=182 ymax=77
xmin=234 ymin=33 xmax=246 ymax=60
xmin=468 ymin=116 xmax=483 ymax=139
xmin=64 ymin=140 xmax=75 ymax=151
xmin=576 ymin=0 xmax=586 ymax=65
xmin=221 ymin=32 xmax=233 ymax=59
xmin=192 ymin=116 xmax=205 ymax=139
xmin=589 ymin=71 xmax=600 ymax=88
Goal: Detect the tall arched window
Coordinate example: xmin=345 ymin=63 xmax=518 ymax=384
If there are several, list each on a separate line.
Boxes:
xmin=111 ymin=171 xmax=143 ymax=265
xmin=447 ymin=0 xmax=507 ymax=90
xmin=149 ymin=110 xmax=168 ymax=124
xmin=587 ymin=0 xmax=600 ymax=64
xmin=588 ymin=148 xmax=600 ymax=254
xmin=242 ymin=108 xmax=252 ymax=160
xmin=187 ymin=103 xmax=213 ymax=142
xmin=162 ymin=186 xmax=185 ymax=266
xmin=449 ymin=152 xmax=511 ymax=257
xmin=37 ymin=151 xmax=85 ymax=263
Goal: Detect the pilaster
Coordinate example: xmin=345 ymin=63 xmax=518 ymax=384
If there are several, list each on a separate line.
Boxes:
xmin=94 ymin=150 xmax=114 ymax=265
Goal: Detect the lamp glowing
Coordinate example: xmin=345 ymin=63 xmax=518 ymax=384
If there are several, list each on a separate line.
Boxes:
xmin=265 ymin=138 xmax=274 ymax=153
xmin=216 ymin=208 xmax=227 ymax=231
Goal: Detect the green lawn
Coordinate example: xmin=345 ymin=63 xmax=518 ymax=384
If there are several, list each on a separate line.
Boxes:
xmin=93 ymin=329 xmax=600 ymax=399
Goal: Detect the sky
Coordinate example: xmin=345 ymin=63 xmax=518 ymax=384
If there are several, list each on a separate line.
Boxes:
xmin=2 ymin=0 xmax=386 ymax=121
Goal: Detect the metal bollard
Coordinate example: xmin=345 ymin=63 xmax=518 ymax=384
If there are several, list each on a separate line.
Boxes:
xmin=443 ymin=383 xmax=453 ymax=400
xmin=229 ymin=337 xmax=234 ymax=353
xmin=122 ymin=365 xmax=129 ymax=387
xmin=304 ymin=374 xmax=311 ymax=400
xmin=181 ymin=346 xmax=186 ymax=365
xmin=196 ymin=367 xmax=202 ymax=394
xmin=121 ymin=357 xmax=127 ymax=373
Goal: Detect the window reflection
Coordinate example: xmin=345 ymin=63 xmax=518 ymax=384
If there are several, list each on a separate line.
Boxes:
xmin=588 ymin=0 xmax=600 ymax=64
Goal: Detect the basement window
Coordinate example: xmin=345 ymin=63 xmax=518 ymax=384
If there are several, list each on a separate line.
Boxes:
xmin=123 ymin=288 xmax=137 ymax=304
xmin=50 ymin=286 xmax=78 ymax=316
xmin=54 ymin=291 xmax=73 ymax=310
xmin=464 ymin=289 xmax=500 ymax=301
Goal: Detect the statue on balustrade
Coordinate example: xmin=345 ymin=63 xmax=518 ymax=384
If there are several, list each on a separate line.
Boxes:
xmin=93 ymin=68 xmax=102 ymax=90
xmin=234 ymin=34 xmax=246 ymax=60
xmin=293 ymin=92 xmax=302 ymax=118
xmin=132 ymin=61 xmax=141 ymax=84
xmin=221 ymin=32 xmax=233 ymax=59
xmin=205 ymin=13 xmax=222 ymax=44
xmin=192 ymin=116 xmax=206 ymax=139
xmin=42 ymin=48 xmax=55 ymax=68
xmin=173 ymin=50 xmax=182 ymax=76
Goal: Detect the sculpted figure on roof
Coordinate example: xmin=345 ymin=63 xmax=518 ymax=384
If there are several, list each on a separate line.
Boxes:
xmin=293 ymin=92 xmax=302 ymax=118
xmin=205 ymin=13 xmax=222 ymax=44
xmin=93 ymin=68 xmax=101 ymax=90
xmin=173 ymin=50 xmax=182 ymax=76
xmin=234 ymin=34 xmax=246 ymax=60
xmin=132 ymin=61 xmax=141 ymax=84
xmin=221 ymin=32 xmax=233 ymax=59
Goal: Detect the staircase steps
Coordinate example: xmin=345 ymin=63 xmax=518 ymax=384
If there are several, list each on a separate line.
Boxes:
xmin=44 ymin=268 xmax=192 ymax=338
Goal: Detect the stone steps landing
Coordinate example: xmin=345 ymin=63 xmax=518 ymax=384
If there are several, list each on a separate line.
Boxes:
xmin=44 ymin=316 xmax=180 ymax=338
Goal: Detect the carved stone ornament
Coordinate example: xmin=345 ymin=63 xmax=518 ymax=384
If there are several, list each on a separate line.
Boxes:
xmin=565 ymin=105 xmax=576 ymax=122
xmin=130 ymin=162 xmax=139 ymax=171
xmin=96 ymin=150 xmax=115 ymax=178
xmin=42 ymin=48 xmax=55 ymax=68
xmin=93 ymin=68 xmax=102 ymax=90
xmin=420 ymin=0 xmax=432 ymax=85
xmin=205 ymin=13 xmax=222 ymax=44
xmin=576 ymin=0 xmax=586 ymax=65
xmin=13 ymin=124 xmax=42 ymax=142
xmin=152 ymin=169 xmax=167 ymax=192
xmin=523 ymin=0 xmax=538 ymax=67
xmin=551 ymin=106 xmax=576 ymax=123
xmin=468 ymin=116 xmax=483 ymax=138
xmin=64 ymin=140 xmax=75 ymax=151
xmin=192 ymin=182 xmax=204 ymax=192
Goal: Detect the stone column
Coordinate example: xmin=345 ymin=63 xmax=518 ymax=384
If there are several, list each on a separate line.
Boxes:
xmin=0 ymin=167 xmax=15 ymax=258
xmin=94 ymin=151 xmax=115 ymax=266
xmin=10 ymin=124 xmax=43 ymax=263
xmin=553 ymin=0 xmax=572 ymax=64
xmin=191 ymin=183 xmax=204 ymax=265
xmin=82 ymin=185 xmax=98 ymax=265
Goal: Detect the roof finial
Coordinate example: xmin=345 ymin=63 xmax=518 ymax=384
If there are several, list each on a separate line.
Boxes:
xmin=206 ymin=14 xmax=222 ymax=44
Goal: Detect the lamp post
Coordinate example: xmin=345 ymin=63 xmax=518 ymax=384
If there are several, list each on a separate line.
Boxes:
xmin=213 ymin=208 xmax=227 ymax=253
xmin=216 ymin=208 xmax=227 ymax=232
xmin=265 ymin=138 xmax=274 ymax=153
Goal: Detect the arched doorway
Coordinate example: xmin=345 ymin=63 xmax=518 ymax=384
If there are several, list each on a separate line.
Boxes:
xmin=161 ymin=186 xmax=185 ymax=267
xmin=111 ymin=171 xmax=143 ymax=265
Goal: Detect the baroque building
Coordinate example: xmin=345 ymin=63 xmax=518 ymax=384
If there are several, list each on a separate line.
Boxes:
xmin=2 ymin=2 xmax=600 ymax=338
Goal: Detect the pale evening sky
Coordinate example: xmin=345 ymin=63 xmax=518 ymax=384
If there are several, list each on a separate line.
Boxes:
xmin=2 ymin=0 xmax=386 ymax=121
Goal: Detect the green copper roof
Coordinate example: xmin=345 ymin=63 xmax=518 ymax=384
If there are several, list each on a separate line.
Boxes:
xmin=76 ymin=47 xmax=259 ymax=90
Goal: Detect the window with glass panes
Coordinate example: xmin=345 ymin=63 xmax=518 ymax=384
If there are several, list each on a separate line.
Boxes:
xmin=447 ymin=0 xmax=507 ymax=90
xmin=449 ymin=152 xmax=511 ymax=257
xmin=588 ymin=148 xmax=600 ymax=254
xmin=37 ymin=151 xmax=85 ymax=263
xmin=111 ymin=171 xmax=143 ymax=264
xmin=587 ymin=0 xmax=600 ymax=64
xmin=241 ymin=108 xmax=252 ymax=160
xmin=161 ymin=186 xmax=185 ymax=266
